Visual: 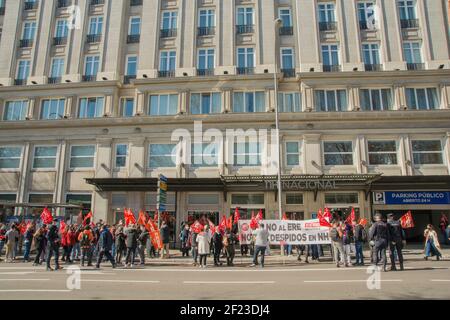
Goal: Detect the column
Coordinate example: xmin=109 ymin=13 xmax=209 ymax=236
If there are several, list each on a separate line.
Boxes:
xmin=356 ymin=135 xmax=367 ymax=174
xmin=223 ymin=88 xmax=232 ymax=113
xmin=179 ymin=90 xmax=188 ymax=114
xmin=303 ymin=134 xmax=322 ymax=174
xmin=104 ymin=94 xmax=113 ymax=116
xmin=257 ymin=0 xmax=276 ymax=72
xmin=0 ymin=0 xmax=21 ymax=85
xmin=441 ymin=84 xmax=450 ymax=109
xmin=65 ymin=95 xmax=75 ymax=118
xmin=54 ymin=140 xmax=67 ymax=216
xmin=95 ymin=138 xmax=112 ymax=178
xmin=129 ymin=138 xmax=146 ymax=178
xmin=27 ymin=98 xmax=36 ymax=120
xmin=302 ymin=85 xmax=314 ymax=111
xmin=16 ymin=143 xmax=31 ymax=216
xmin=297 ymin=0 xmax=320 ymax=72
xmin=394 ymin=85 xmax=406 ymax=110
xmin=217 ymin=0 xmax=236 ymax=75
xmin=177 ymin=0 xmax=196 ymax=76
xmin=399 ymin=135 xmax=412 ymax=176
xmin=135 ymin=91 xmax=145 ymax=115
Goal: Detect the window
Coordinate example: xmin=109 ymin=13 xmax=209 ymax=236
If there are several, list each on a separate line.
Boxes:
xmin=0 ymin=147 xmax=22 ymax=169
xmin=286 ymin=193 xmax=304 ymax=205
xmin=286 ymin=142 xmax=301 ymax=166
xmin=323 ymin=141 xmax=353 ymax=165
xmin=278 ymin=93 xmax=301 ymax=113
xmin=29 ymin=194 xmax=53 ymax=204
xmin=120 ymin=98 xmax=134 ymax=117
xmin=412 ymin=140 xmax=443 ymax=165
xmin=190 ymin=93 xmax=221 ymax=114
xmin=279 ymin=8 xmax=292 ymax=27
xmin=362 ymin=43 xmax=380 ymax=65
xmin=367 ymin=141 xmax=398 ymax=165
xmin=360 ymin=89 xmax=393 ymax=111
xmin=405 ymin=88 xmax=439 ymax=110
xmin=231 ymin=194 xmax=264 ymax=205
xmin=161 ymin=11 xmax=177 ymax=30
xmin=129 ymin=17 xmax=141 ymax=35
xmin=33 ymin=146 xmax=58 ymax=169
xmin=403 ymin=42 xmax=422 ymax=63
xmin=78 ymin=97 xmax=104 ymax=118
xmin=318 ymin=3 xmax=336 ymax=22
xmin=149 ymin=94 xmax=178 ymax=116
xmin=188 ymin=194 xmax=219 ymax=205
xmin=22 ymin=21 xmax=37 ymax=40
xmin=198 ymin=49 xmax=214 ymax=70
xmin=16 ymin=60 xmax=31 ymax=80
xmin=70 ymin=145 xmax=95 ymax=169
xmin=237 ymin=7 xmax=254 ymax=25
xmin=321 ymin=44 xmax=339 ymax=66
xmin=234 ymin=142 xmax=261 ymax=166
xmin=66 ymin=194 xmax=92 ymax=217
xmin=233 ymin=92 xmax=265 ymax=113
xmin=3 ymin=101 xmax=28 ymax=121
xmin=281 ymin=48 xmax=294 ymax=69
xmin=55 ymin=19 xmax=69 ymax=38
xmin=315 ymin=90 xmax=347 ymax=112
xmin=358 ymin=2 xmax=376 ymax=28
xmin=159 ymin=51 xmax=176 ymax=71
xmin=398 ymin=0 xmax=416 ymax=20
xmin=50 ymin=58 xmax=65 ymax=78
xmin=191 ymin=143 xmax=218 ymax=167
xmin=40 ymin=99 xmax=65 ymax=120
xmin=149 ymin=144 xmax=176 ymax=168
xmin=115 ymin=144 xmax=128 ymax=168
xmin=88 ymin=16 xmax=103 ymax=35
xmin=199 ymin=9 xmax=215 ymax=27
xmin=84 ymin=56 xmax=100 ymax=76
xmin=237 ymin=47 xmax=254 ymax=68
xmin=126 ymin=56 xmax=137 ymax=76
xmin=325 ymin=193 xmax=359 ymax=204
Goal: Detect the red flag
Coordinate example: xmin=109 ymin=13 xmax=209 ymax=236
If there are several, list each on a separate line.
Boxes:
xmin=40 ymin=208 xmax=53 ymax=225
xmin=124 ymin=208 xmax=136 ymax=226
xmin=323 ymin=208 xmax=332 ymax=222
xmin=233 ymin=208 xmax=241 ymax=224
xmin=318 ymin=211 xmax=332 ymax=228
xmin=359 ymin=218 xmax=368 ymax=227
xmin=257 ymin=209 xmax=263 ymax=221
xmin=345 ymin=207 xmax=356 ymax=224
xmin=145 ymin=218 xmax=163 ymax=250
xmin=59 ymin=220 xmax=67 ymax=234
xmin=250 ymin=211 xmax=258 ymax=230
xmin=218 ymin=215 xmax=227 ymax=233
xmin=153 ymin=212 xmax=158 ymax=222
xmin=137 ymin=210 xmax=147 ymax=226
xmin=191 ymin=220 xmax=203 ymax=233
xmin=227 ymin=215 xmax=233 ymax=230
xmin=83 ymin=212 xmax=93 ymax=226
xmin=207 ymin=219 xmax=216 ymax=233
xmin=400 ymin=211 xmax=415 ymax=229
xmin=19 ymin=222 xmax=27 ymax=235
xmin=282 ymin=213 xmax=288 ymax=221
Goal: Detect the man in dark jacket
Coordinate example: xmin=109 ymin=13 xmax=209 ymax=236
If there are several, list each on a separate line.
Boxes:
xmin=23 ymin=224 xmax=35 ymax=262
xmin=137 ymin=226 xmax=149 ymax=265
xmin=353 ymin=220 xmax=366 ymax=266
xmin=369 ymin=213 xmax=390 ymax=272
xmin=224 ymin=228 xmax=237 ymax=266
xmin=32 ymin=227 xmax=46 ymax=266
xmin=46 ymin=222 xmax=61 ymax=271
xmin=160 ymin=221 xmax=170 ymax=259
xmin=95 ymin=225 xmax=116 ymax=269
xmin=212 ymin=228 xmax=223 ymax=266
xmin=125 ymin=225 xmax=138 ymax=267
xmin=387 ymin=213 xmax=405 ymax=271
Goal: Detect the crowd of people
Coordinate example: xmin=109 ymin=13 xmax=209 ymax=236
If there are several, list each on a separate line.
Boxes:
xmin=0 ymin=213 xmax=448 ymax=271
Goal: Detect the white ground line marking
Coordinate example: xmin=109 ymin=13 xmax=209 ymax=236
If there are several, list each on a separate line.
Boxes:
xmin=0 ymin=279 xmax=50 ymax=281
xmin=116 ymin=267 xmax=369 ymax=272
xmin=304 ymin=280 xmax=403 ymax=283
xmin=0 ymin=272 xmax=37 ymax=275
xmin=81 ymin=280 xmax=160 ymax=283
xmin=184 ymin=281 xmax=276 ymax=284
xmin=0 ymin=290 xmax=72 ymax=293
xmin=430 ymin=279 xmax=450 ymax=282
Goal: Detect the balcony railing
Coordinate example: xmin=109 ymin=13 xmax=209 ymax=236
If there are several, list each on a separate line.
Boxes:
xmin=53 ymin=36 xmax=68 ymax=46
xmin=323 ymin=65 xmax=341 ymax=72
xmin=14 ymin=79 xmax=27 ymax=86
xmin=90 ymin=0 xmax=104 ymax=5
xmin=48 ymin=77 xmax=62 ymax=84
xmin=19 ymin=39 xmax=34 ymax=48
xmin=82 ymin=75 xmax=97 ymax=82
xmin=57 ymin=0 xmax=70 ymax=8
xmin=124 ymin=75 xmax=136 ymax=84
xmin=281 ymin=68 xmax=296 ymax=78
xmin=160 ymin=29 xmax=177 ymax=38
xmin=130 ymin=0 xmax=142 ymax=6
xmin=0 ymin=7 xmax=5 ymax=15
xmin=197 ymin=69 xmax=214 ymax=76
xmin=127 ymin=34 xmax=140 ymax=43
xmin=24 ymin=1 xmax=39 ymax=10
xmin=400 ymin=19 xmax=419 ymax=29
xmin=197 ymin=27 xmax=215 ymax=36
xmin=236 ymin=67 xmax=255 ymax=75
xmin=158 ymin=70 xmax=175 ymax=78
xmin=86 ymin=34 xmax=102 ymax=43
xmin=359 ymin=21 xmax=377 ymax=30
xmin=236 ymin=24 xmax=254 ymax=34
xmin=319 ymin=21 xmax=337 ymax=31
xmin=364 ymin=64 xmax=383 ymax=72
xmin=407 ymin=63 xmax=425 ymax=71
xmin=279 ymin=26 xmax=294 ymax=36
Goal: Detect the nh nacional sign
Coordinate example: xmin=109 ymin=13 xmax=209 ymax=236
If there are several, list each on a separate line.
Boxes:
xmin=264 ymin=179 xmax=337 ymax=191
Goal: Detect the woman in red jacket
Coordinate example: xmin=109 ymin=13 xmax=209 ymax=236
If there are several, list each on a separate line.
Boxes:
xmin=64 ymin=226 xmax=77 ymax=264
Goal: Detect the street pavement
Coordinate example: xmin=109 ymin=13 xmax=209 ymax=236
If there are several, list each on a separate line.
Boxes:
xmin=0 ymin=247 xmax=449 ymax=300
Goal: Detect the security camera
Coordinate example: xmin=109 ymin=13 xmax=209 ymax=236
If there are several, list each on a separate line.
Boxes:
xmin=275 ymin=18 xmax=283 ymax=26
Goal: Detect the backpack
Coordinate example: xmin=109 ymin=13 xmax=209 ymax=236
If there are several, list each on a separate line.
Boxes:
xmin=330 ymin=228 xmax=340 ymax=242
xmin=80 ymin=233 xmax=90 ymax=247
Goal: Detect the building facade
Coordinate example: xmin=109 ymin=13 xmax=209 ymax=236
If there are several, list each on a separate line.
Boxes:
xmin=0 ymin=0 xmax=449 ymax=243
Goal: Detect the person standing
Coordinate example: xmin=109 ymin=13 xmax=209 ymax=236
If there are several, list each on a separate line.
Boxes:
xmin=224 ymin=228 xmax=237 ymax=267
xmin=46 ymin=222 xmax=61 ymax=271
xmin=342 ymin=222 xmax=354 ymax=267
xmin=353 ymin=220 xmax=367 ymax=266
xmin=138 ymin=225 xmax=149 ymax=265
xmin=115 ymin=226 xmax=126 ymax=265
xmin=369 ymin=213 xmax=390 ymax=272
xmin=124 ymin=224 xmax=138 ymax=267
xmin=212 ymin=227 xmax=223 ymax=266
xmin=32 ymin=226 xmax=46 ymax=266
xmin=387 ymin=214 xmax=405 ymax=271
xmin=0 ymin=225 xmax=6 ymax=261
xmin=251 ymin=223 xmax=269 ymax=268
xmin=5 ymin=225 xmax=19 ymax=263
xmin=196 ymin=225 xmax=211 ymax=269
xmin=23 ymin=224 xmax=35 ymax=262
xmin=71 ymin=225 xmax=82 ymax=262
xmin=330 ymin=221 xmax=346 ymax=268
xmin=180 ymin=224 xmax=190 ymax=257
xmin=190 ymin=228 xmax=199 ymax=266
xmin=424 ymin=224 xmax=443 ymax=261
xmin=439 ymin=214 xmax=449 ymax=244
xmin=160 ymin=221 xmax=170 ymax=259
xmin=78 ymin=226 xmax=94 ymax=267
xmin=95 ymin=225 xmax=116 ymax=269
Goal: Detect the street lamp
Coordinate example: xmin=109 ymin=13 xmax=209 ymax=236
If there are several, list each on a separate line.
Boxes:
xmin=273 ymin=18 xmax=283 ymax=222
